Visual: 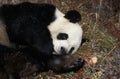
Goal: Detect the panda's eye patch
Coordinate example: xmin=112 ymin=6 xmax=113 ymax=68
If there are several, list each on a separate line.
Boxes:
xmin=57 ymin=33 xmax=68 ymax=40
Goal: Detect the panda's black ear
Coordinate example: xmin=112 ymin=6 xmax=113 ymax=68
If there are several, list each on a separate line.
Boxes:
xmin=64 ymin=10 xmax=81 ymax=23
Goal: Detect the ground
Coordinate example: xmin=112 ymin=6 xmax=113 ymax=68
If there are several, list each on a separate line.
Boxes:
xmin=0 ymin=0 xmax=119 ymax=79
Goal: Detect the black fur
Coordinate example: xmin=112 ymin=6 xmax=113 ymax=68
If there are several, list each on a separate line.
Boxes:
xmin=64 ymin=10 xmax=81 ymax=23
xmin=57 ymin=33 xmax=68 ymax=40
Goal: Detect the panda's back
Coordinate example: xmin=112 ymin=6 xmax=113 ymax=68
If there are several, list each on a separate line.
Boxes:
xmin=0 ymin=2 xmax=56 ymax=27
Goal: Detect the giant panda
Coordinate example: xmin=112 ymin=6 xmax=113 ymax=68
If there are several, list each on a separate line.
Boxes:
xmin=0 ymin=2 xmax=84 ymax=79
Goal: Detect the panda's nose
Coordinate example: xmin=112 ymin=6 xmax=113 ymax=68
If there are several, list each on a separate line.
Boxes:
xmin=60 ymin=47 xmax=67 ymax=55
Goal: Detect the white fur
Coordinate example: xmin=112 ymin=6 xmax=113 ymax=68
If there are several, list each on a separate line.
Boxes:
xmin=48 ymin=8 xmax=83 ymax=55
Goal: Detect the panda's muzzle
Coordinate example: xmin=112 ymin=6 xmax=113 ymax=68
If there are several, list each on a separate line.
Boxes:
xmin=60 ymin=47 xmax=67 ymax=55
xmin=60 ymin=47 xmax=75 ymax=55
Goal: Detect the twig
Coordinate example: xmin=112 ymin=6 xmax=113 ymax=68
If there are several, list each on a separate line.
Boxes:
xmin=101 ymin=42 xmax=120 ymax=62
xmin=91 ymin=0 xmax=103 ymax=49
xmin=76 ymin=0 xmax=89 ymax=9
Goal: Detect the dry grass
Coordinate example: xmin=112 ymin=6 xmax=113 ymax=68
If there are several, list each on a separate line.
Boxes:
xmin=0 ymin=0 xmax=119 ymax=79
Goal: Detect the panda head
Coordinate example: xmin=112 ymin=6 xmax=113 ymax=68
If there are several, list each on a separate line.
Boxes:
xmin=48 ymin=9 xmax=83 ymax=55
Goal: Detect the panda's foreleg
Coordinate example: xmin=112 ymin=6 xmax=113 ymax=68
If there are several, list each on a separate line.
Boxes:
xmin=47 ymin=55 xmax=85 ymax=73
xmin=19 ymin=47 xmax=85 ymax=74
xmin=20 ymin=48 xmax=85 ymax=73
xmin=19 ymin=54 xmax=85 ymax=74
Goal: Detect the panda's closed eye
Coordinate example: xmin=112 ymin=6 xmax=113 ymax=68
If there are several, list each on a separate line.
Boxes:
xmin=57 ymin=33 xmax=68 ymax=40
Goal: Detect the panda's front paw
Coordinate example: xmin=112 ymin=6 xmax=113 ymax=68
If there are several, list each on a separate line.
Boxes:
xmin=49 ymin=55 xmax=85 ymax=73
xmin=63 ymin=58 xmax=85 ymax=72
